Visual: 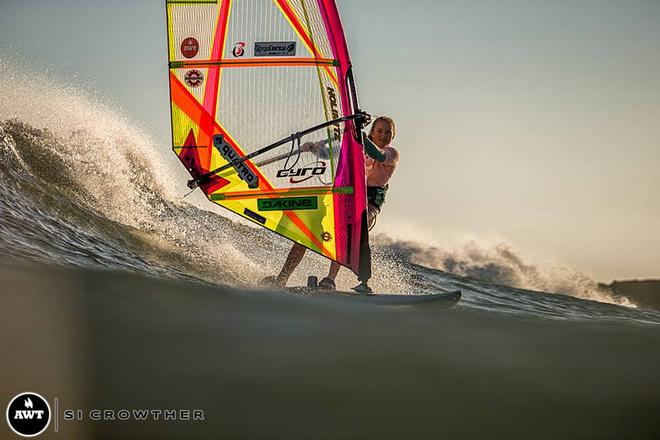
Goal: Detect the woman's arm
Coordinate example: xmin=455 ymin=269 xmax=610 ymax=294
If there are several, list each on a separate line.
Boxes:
xmin=363 ymin=135 xmax=386 ymax=162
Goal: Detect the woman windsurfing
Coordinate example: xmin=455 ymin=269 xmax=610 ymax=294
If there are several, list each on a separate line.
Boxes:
xmin=263 ymin=116 xmax=399 ymax=292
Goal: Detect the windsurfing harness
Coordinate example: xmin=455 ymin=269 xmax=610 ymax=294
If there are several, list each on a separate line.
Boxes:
xmin=166 ymin=0 xmax=371 ymax=280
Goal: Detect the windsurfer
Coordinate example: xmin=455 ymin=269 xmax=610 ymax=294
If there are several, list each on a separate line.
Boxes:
xmin=263 ymin=116 xmax=399 ymax=291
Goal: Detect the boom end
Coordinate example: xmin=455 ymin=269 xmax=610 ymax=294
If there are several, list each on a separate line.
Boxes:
xmin=186 ymin=178 xmax=198 ymax=190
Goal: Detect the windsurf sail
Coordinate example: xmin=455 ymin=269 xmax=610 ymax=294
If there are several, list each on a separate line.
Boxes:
xmin=166 ymin=0 xmax=371 ymax=280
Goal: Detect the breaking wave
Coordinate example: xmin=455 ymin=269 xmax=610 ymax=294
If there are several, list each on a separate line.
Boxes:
xmin=0 ymin=55 xmax=655 ymax=322
xmin=372 ymin=235 xmax=633 ymax=307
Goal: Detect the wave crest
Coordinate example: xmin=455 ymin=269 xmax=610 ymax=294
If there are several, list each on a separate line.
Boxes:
xmin=374 ymin=234 xmax=635 ymax=307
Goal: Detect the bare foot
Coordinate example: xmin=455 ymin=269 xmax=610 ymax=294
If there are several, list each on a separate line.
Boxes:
xmin=261 ymin=276 xmax=285 ymax=288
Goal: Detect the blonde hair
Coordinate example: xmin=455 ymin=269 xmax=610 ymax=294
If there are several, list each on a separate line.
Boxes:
xmin=369 ymin=116 xmax=396 ymax=139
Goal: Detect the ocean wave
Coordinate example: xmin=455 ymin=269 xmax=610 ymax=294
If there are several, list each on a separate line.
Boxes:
xmin=372 ymin=234 xmax=635 ymax=307
xmin=0 ymin=56 xmax=655 ymax=323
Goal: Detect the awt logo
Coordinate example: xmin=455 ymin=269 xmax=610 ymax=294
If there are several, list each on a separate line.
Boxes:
xmin=6 ymin=392 xmax=51 ymax=437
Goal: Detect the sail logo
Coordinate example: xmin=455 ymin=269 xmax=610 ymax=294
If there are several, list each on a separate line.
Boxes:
xmin=258 ymin=197 xmax=318 ymax=212
xmin=180 ymin=37 xmax=199 ymax=59
xmin=277 ymin=161 xmax=327 ymax=184
xmin=326 ymin=87 xmax=341 ymax=141
xmin=184 ymin=70 xmax=204 ymax=88
xmin=6 ymin=392 xmax=51 ymax=437
xmin=254 ymin=42 xmax=296 ymax=57
xmin=213 ymin=135 xmax=259 ymax=189
xmin=232 ymin=42 xmax=246 ymax=57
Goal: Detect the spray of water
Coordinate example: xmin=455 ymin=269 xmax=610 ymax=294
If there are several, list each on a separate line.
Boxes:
xmin=372 ymin=232 xmax=635 ymax=307
xmin=0 ymin=55 xmax=264 ymax=284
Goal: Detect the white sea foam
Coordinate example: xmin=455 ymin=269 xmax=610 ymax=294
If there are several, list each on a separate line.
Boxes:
xmin=0 ymin=56 xmax=259 ymax=283
xmin=371 ymin=228 xmax=636 ymax=308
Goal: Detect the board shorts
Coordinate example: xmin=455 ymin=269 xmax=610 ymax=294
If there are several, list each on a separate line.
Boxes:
xmin=366 ymin=185 xmax=388 ymax=231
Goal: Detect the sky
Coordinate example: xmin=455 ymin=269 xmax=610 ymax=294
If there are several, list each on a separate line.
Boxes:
xmin=0 ymin=0 xmax=658 ymax=281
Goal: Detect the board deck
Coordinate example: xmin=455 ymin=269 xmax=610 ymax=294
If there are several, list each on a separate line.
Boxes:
xmin=286 ymin=287 xmax=462 ymax=306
